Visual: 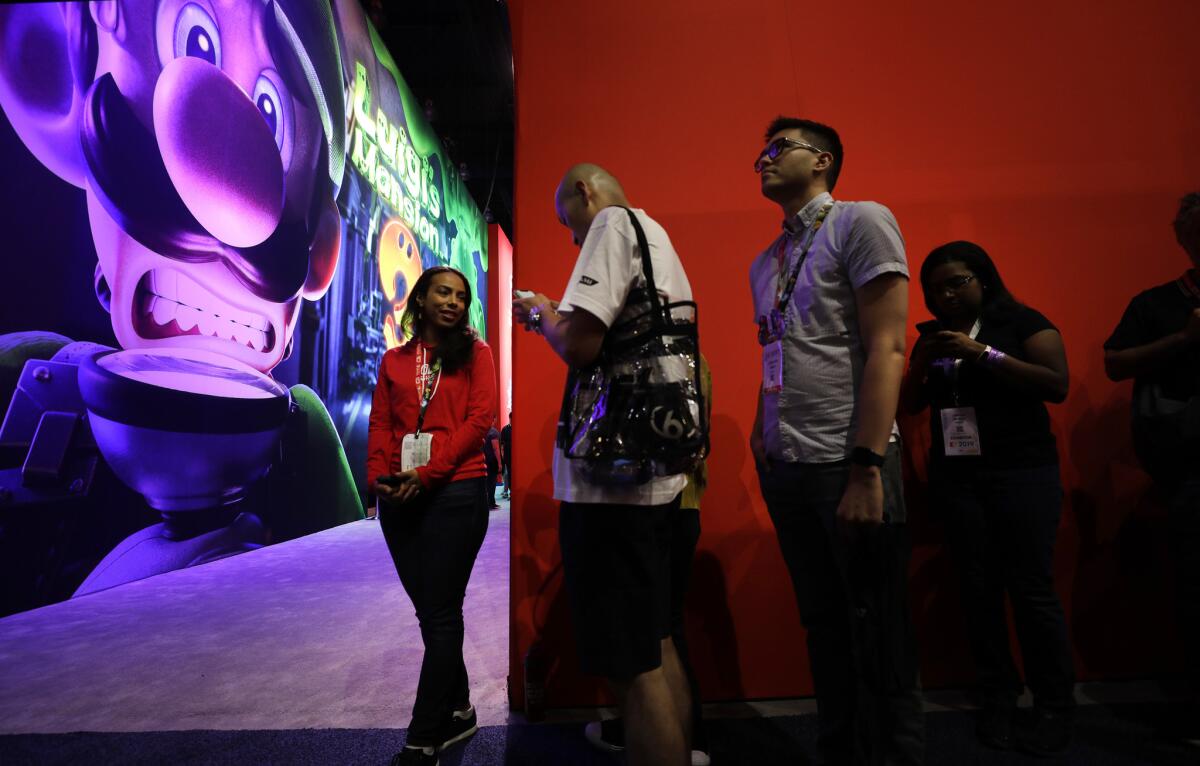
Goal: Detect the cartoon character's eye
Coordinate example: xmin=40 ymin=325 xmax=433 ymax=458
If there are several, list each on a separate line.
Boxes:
xmin=173 ymin=4 xmax=221 ymax=67
xmin=252 ymin=75 xmax=285 ymax=151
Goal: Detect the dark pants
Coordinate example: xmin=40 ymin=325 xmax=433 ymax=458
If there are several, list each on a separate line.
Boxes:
xmin=758 ymin=443 xmax=924 ymax=766
xmin=592 ymin=506 xmax=707 ymax=749
xmin=932 ymin=463 xmax=1075 ymax=713
xmin=379 ymin=477 xmax=489 ymax=746
xmin=1168 ymin=476 xmax=1200 ymax=697
xmin=486 ymin=465 xmax=499 ymax=506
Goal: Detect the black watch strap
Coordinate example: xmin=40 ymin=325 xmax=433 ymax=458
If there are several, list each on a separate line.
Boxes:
xmin=850 ymin=446 xmax=886 ymax=468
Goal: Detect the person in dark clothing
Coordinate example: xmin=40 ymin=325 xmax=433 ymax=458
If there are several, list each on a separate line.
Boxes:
xmin=483 ymin=425 xmax=501 ymax=509
xmin=368 ymin=267 xmax=496 ymax=766
xmin=500 ymin=416 xmax=512 ymax=500
xmin=1104 ymin=192 xmax=1200 ymax=741
xmin=750 ymin=116 xmax=923 ymax=766
xmin=900 ymin=241 xmax=1074 ymax=757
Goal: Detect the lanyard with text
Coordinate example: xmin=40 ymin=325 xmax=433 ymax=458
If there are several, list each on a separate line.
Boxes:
xmin=759 ymin=200 xmax=834 ymax=395
xmin=414 ymin=343 xmax=443 ymax=434
xmin=403 ymin=344 xmax=442 ymax=472
xmin=759 ymin=200 xmax=835 ymax=346
xmin=936 ymin=319 xmax=983 ymax=456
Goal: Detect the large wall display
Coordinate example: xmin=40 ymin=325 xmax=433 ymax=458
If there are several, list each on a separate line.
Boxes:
xmin=0 ymin=0 xmax=488 ymax=617
xmin=507 ymin=0 xmax=1200 ymax=707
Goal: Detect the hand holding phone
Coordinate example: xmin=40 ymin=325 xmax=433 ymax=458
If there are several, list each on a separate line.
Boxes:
xmin=513 ymin=289 xmax=534 ymax=299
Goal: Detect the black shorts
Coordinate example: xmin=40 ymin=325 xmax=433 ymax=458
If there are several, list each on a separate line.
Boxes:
xmin=559 ymin=496 xmax=680 ymax=679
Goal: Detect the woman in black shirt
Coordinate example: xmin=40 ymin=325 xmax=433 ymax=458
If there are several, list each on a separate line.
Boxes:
xmin=900 ymin=241 xmax=1074 ymax=756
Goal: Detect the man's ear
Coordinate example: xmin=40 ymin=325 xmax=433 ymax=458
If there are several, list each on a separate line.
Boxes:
xmin=814 ymin=151 xmax=834 ymax=175
xmin=0 ymin=3 xmax=96 ymax=188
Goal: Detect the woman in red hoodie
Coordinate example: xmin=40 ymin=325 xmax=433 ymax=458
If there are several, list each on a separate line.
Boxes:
xmin=367 ymin=266 xmax=496 ymax=766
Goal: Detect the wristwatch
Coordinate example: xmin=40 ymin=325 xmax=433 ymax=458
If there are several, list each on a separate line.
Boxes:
xmin=850 ymin=446 xmax=885 ymax=468
xmin=526 ymin=305 xmax=542 ymax=333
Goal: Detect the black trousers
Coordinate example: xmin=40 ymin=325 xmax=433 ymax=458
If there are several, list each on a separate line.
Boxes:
xmin=931 ymin=463 xmax=1075 ymax=713
xmin=758 ymin=444 xmax=924 ymax=766
xmin=485 ymin=466 xmax=499 ymax=505
xmin=1168 ymin=475 xmax=1200 ymax=696
xmin=379 ymin=477 xmax=489 ymax=746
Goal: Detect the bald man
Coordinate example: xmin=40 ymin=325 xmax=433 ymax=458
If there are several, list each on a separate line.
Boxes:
xmin=514 ymin=165 xmax=696 ymax=766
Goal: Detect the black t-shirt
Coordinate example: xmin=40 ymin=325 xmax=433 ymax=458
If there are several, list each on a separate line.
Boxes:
xmin=500 ymin=424 xmax=512 ymax=467
xmin=918 ymin=306 xmax=1060 ymax=469
xmin=1104 ymin=279 xmax=1200 ymax=401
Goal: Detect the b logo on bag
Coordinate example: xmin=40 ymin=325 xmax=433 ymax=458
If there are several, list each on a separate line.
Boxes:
xmin=651 ymin=406 xmax=695 ymax=441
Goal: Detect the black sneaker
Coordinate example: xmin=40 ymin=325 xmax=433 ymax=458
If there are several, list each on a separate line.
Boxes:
xmin=584 ymin=718 xmax=625 ymax=753
xmin=438 ymin=705 xmax=478 ymax=751
xmin=976 ymin=705 xmax=1015 ymax=750
xmin=1016 ymin=707 xmax=1072 ymax=757
xmin=390 ymin=745 xmax=438 ymax=765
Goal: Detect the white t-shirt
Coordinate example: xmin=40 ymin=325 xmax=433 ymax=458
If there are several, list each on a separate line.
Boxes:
xmin=553 ymin=206 xmax=693 ymax=505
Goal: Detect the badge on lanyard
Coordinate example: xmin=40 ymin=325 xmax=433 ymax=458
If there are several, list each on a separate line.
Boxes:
xmin=757 ymin=201 xmax=834 ymax=391
xmin=762 ymin=340 xmax=784 ymax=394
xmin=404 ymin=344 xmax=442 ymax=470
xmin=936 ymin=318 xmax=983 ymax=456
xmin=401 ymin=432 xmax=434 ymax=470
xmin=940 ymin=408 xmax=982 ymax=456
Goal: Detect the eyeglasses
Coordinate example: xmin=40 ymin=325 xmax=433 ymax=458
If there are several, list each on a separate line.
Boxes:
xmin=933 ymin=274 xmax=976 ymax=295
xmin=754 ymin=137 xmax=825 ymax=173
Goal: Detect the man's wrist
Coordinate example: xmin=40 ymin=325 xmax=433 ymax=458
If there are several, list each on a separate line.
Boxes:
xmin=850 ymin=445 xmax=885 ymax=468
xmin=848 ymin=462 xmax=882 ymax=481
xmin=526 ymin=306 xmax=543 ymax=333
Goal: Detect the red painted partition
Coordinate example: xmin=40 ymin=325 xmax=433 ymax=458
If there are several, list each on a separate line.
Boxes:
xmin=487 ymin=224 xmax=513 ymax=428
xmin=507 ymin=0 xmax=1200 ymax=707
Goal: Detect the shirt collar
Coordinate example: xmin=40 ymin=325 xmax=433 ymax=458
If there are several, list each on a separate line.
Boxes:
xmin=782 ymin=191 xmax=834 ymax=235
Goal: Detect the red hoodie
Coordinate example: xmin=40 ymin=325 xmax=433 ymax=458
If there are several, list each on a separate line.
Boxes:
xmin=367 ymin=337 xmax=496 ymax=489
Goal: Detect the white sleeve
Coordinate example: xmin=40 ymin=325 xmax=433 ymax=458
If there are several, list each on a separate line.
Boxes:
xmin=558 ymin=209 xmax=636 ymax=328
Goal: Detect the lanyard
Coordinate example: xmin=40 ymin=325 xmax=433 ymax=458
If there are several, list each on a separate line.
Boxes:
xmin=774 ymin=200 xmax=835 ymax=312
xmin=759 ymin=200 xmax=835 ymax=346
xmin=414 ymin=344 xmax=443 ymax=434
xmin=948 ymin=319 xmax=983 ymax=406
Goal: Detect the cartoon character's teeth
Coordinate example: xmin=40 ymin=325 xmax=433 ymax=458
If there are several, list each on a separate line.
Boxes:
xmin=147 ymin=269 xmax=270 ymax=332
xmin=196 ymin=311 xmax=217 ymax=336
xmin=136 ymin=270 xmax=275 ymax=353
xmin=175 ymin=305 xmax=201 ymax=332
xmin=151 ymin=296 xmax=176 ymax=326
xmin=147 ymin=269 xmax=177 ymax=301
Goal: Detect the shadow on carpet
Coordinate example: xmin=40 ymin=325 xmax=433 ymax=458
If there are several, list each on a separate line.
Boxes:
xmin=2 ymin=703 xmax=1196 ymax=765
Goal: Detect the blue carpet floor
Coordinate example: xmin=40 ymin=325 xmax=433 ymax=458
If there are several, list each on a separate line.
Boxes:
xmin=2 ymin=704 xmax=1196 ymax=765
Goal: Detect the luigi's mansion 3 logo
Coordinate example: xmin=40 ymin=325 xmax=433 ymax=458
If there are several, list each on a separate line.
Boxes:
xmin=349 ymin=61 xmax=443 ymax=256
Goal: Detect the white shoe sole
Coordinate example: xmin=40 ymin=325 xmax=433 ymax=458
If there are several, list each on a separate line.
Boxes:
xmin=583 ymin=721 xmax=624 ymax=753
xmin=438 ymin=723 xmax=478 ymax=751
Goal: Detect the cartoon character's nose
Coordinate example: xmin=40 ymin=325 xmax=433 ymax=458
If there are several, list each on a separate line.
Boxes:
xmin=153 ymin=57 xmax=283 ymax=248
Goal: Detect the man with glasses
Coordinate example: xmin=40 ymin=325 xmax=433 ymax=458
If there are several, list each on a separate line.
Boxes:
xmin=749 ymin=117 xmax=924 ymax=765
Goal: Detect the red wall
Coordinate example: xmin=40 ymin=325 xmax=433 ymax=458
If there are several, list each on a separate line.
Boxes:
xmin=487 ymin=224 xmax=513 ymax=428
xmin=508 ymin=0 xmax=1200 ymax=707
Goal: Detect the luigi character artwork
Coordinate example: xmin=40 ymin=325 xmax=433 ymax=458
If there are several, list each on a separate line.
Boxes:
xmin=0 ymin=0 xmax=364 ymax=616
